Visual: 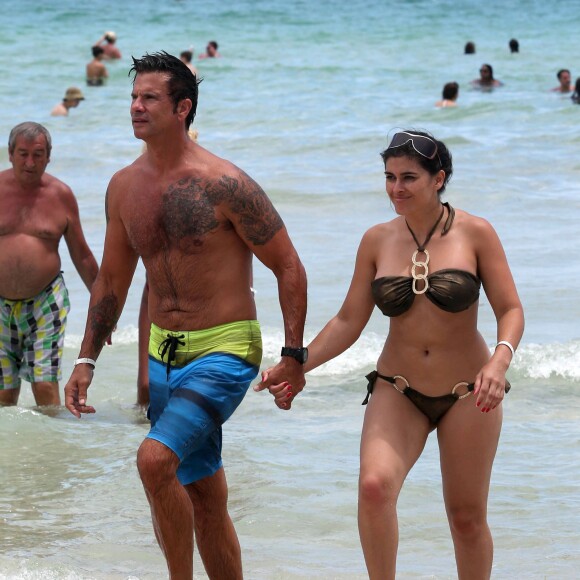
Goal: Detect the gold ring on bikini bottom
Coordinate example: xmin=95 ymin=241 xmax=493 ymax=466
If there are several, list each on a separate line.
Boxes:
xmin=451 ymin=381 xmax=472 ymax=399
xmin=392 ymin=375 xmax=410 ymax=394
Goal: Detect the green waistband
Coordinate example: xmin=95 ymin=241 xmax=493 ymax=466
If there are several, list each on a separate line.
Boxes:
xmin=149 ymin=320 xmax=262 ymax=367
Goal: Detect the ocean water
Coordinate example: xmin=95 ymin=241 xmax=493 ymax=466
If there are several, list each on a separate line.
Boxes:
xmin=1 ymin=0 xmax=579 ymax=578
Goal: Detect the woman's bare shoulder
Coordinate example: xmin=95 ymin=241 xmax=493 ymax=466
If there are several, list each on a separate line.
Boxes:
xmin=364 ymin=216 xmax=401 ymax=237
xmin=453 ymin=207 xmax=495 ymax=231
xmin=452 ymin=207 xmax=501 ymax=251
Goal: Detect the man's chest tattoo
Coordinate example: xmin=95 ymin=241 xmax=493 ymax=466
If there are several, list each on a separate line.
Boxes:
xmin=161 ymin=178 xmax=218 ymax=240
xmin=156 ymin=172 xmax=282 ymax=247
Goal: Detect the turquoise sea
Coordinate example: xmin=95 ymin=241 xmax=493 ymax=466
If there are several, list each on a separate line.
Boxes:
xmin=1 ymin=0 xmax=579 ymax=578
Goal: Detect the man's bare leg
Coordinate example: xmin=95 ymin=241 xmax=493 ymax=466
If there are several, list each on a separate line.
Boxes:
xmin=186 ymin=467 xmax=243 ymax=580
xmin=31 ymin=381 xmax=60 ymax=406
xmin=137 ymin=438 xmax=194 ymax=579
xmin=0 ymin=388 xmax=20 ymax=406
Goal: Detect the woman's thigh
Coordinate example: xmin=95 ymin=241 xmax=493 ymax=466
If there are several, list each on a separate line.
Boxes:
xmin=360 ymin=381 xmax=432 ymax=489
xmin=437 ymin=398 xmax=503 ymax=511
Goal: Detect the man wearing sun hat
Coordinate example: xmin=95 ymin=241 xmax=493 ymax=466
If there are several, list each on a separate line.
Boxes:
xmin=93 ymin=31 xmax=122 ymax=60
xmin=50 ymin=87 xmax=85 ymax=117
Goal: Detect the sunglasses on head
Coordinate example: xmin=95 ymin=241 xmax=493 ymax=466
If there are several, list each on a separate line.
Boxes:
xmin=387 ymin=132 xmax=438 ymax=160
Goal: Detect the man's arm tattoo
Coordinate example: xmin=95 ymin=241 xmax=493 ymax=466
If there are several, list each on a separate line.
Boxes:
xmin=88 ymin=293 xmax=119 ymax=352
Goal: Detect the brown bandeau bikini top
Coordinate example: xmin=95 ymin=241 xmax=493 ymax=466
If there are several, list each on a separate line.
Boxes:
xmin=371 ymin=269 xmax=481 ymax=317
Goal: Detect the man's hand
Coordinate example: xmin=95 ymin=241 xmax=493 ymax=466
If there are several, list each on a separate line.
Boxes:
xmin=64 ymin=365 xmax=96 ymax=418
xmin=254 ymin=359 xmax=305 ymax=410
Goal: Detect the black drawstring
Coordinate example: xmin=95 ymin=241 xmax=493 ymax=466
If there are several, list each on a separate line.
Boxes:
xmin=158 ymin=334 xmax=185 ymax=380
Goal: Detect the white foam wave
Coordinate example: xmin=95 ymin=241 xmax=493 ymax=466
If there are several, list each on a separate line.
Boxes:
xmin=65 ymin=325 xmax=580 ymax=381
xmin=514 ymin=340 xmax=580 ymax=380
xmin=65 ymin=325 xmax=139 ymax=349
xmin=263 ymin=329 xmax=580 ymax=380
xmin=260 ymin=328 xmax=385 ymax=375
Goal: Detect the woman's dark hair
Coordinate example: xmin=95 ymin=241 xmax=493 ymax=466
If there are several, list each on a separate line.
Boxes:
xmin=380 ymin=130 xmax=453 ymax=195
xmin=129 ymin=51 xmax=201 ymax=130
xmin=442 ymin=82 xmax=459 ymax=100
xmin=481 ymin=63 xmax=494 ymax=79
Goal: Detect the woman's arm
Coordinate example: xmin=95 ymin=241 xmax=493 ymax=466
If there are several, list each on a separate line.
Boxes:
xmin=305 ymin=228 xmax=378 ymax=372
xmin=472 ymin=217 xmax=524 ymax=411
xmin=257 ymin=227 xmax=379 ymax=409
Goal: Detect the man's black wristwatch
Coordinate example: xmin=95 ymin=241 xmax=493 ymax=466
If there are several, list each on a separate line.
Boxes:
xmin=281 ymin=346 xmax=309 ymax=364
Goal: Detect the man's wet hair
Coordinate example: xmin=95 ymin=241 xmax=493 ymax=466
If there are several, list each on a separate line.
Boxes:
xmin=442 ymin=82 xmax=459 ymax=100
xmin=130 ymin=51 xmax=201 ymax=130
xmin=92 ymin=46 xmax=105 ymax=58
xmin=557 ymin=69 xmax=570 ymax=80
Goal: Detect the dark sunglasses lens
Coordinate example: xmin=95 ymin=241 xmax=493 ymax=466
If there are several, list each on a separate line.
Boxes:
xmin=389 ymin=133 xmax=437 ymax=159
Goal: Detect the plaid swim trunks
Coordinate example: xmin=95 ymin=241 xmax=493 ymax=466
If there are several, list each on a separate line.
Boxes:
xmin=0 ymin=273 xmax=70 ymax=389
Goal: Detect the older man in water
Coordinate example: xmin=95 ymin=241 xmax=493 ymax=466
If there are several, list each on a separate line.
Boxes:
xmin=51 ymin=87 xmax=85 ymax=117
xmin=0 ymin=122 xmax=98 ymax=406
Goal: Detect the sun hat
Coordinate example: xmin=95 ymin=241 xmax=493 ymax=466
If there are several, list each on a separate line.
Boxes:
xmin=105 ymin=31 xmax=117 ymax=41
xmin=64 ymin=87 xmax=85 ymax=101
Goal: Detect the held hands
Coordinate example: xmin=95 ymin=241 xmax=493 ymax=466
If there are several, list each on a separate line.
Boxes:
xmin=473 ymin=357 xmax=509 ymax=413
xmin=64 ymin=365 xmax=96 ymax=418
xmin=254 ymin=359 xmax=306 ymax=410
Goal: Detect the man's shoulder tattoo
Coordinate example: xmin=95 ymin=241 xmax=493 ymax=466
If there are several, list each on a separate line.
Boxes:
xmin=160 ymin=172 xmax=283 ymax=246
xmin=207 ymin=172 xmax=283 ymax=245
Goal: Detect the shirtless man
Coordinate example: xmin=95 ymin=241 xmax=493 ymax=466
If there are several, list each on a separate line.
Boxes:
xmin=93 ymin=31 xmax=121 ymax=60
xmin=86 ymin=46 xmax=108 ymax=86
xmin=51 ymin=87 xmax=85 ymax=117
xmin=435 ymin=82 xmax=459 ymax=108
xmin=552 ymin=69 xmax=572 ymax=93
xmin=199 ymin=40 xmax=220 ymax=59
xmin=0 ymin=122 xmax=98 ymax=406
xmin=180 ymin=50 xmax=198 ymax=75
xmin=64 ymin=52 xmax=307 ymax=579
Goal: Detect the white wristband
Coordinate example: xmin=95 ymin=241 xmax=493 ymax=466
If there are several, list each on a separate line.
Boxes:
xmin=495 ymin=341 xmax=515 ymax=358
xmin=74 ymin=358 xmax=96 ymax=368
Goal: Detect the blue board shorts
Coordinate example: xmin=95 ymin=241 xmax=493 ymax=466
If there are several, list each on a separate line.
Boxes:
xmin=146 ymin=320 xmax=262 ymax=485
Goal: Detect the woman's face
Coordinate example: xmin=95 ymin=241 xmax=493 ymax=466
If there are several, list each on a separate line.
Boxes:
xmin=479 ymin=66 xmax=492 ymax=82
xmin=384 ymin=156 xmax=443 ymax=215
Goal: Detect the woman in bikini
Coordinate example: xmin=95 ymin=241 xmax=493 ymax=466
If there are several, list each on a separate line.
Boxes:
xmin=262 ymin=130 xmax=524 ymax=579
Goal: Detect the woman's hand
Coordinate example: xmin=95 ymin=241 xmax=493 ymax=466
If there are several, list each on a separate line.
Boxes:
xmin=254 ymin=367 xmax=295 ymax=410
xmin=473 ymin=358 xmax=509 ymax=413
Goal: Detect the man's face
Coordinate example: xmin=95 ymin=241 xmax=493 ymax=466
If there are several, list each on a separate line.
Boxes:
xmin=130 ymin=72 xmax=176 ymax=139
xmin=207 ymin=44 xmax=216 ymax=57
xmin=560 ymin=71 xmax=571 ymax=88
xmin=9 ymin=135 xmax=50 ymax=186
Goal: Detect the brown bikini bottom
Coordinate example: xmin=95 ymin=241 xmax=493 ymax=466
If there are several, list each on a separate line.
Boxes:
xmin=363 ymin=370 xmax=510 ymax=424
